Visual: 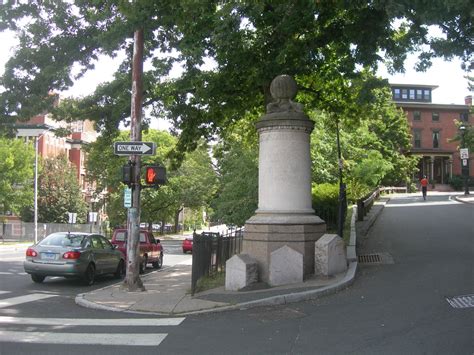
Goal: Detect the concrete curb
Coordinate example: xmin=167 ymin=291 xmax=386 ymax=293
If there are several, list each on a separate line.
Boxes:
xmin=75 ymin=203 xmax=367 ymax=316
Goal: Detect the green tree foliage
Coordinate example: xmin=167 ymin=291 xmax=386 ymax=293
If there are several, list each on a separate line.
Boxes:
xmin=210 ymin=114 xmax=259 ymax=226
xmin=38 ymin=154 xmax=88 ymax=223
xmin=0 ymin=1 xmax=471 ymax=155
xmin=85 ymin=129 xmax=217 ymax=230
xmin=0 ymin=137 xmax=34 ymax=216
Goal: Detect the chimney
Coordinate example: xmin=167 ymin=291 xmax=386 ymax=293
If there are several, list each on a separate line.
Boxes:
xmin=465 ymin=95 xmax=472 ymax=106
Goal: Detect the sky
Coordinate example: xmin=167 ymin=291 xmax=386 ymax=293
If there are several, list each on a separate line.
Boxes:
xmin=0 ymin=29 xmax=472 ymax=131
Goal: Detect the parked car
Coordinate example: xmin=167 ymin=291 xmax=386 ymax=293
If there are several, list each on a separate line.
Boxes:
xmin=182 ymin=236 xmax=193 ymax=253
xmin=111 ymin=229 xmax=163 ymax=273
xmin=24 ymin=232 xmax=125 ymax=285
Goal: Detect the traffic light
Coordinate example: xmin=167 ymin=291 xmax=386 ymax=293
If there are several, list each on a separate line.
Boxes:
xmin=144 ymin=165 xmax=166 ymax=185
xmin=122 ymin=163 xmax=133 ymax=186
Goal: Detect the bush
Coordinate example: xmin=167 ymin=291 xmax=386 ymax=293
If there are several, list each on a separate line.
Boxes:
xmin=449 ymin=175 xmax=464 ymax=190
xmin=312 ymin=183 xmax=340 ymax=231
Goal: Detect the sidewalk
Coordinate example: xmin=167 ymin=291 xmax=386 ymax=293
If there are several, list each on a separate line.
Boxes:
xmin=75 ymin=200 xmax=383 ymax=316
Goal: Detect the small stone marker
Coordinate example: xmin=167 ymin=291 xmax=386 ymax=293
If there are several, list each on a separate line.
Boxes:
xmin=225 ymin=254 xmax=258 ymax=291
xmin=314 ymin=234 xmax=347 ymax=277
xmin=269 ymin=246 xmax=303 ymax=286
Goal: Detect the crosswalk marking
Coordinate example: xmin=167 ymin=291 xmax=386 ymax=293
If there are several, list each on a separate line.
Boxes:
xmin=0 ymin=331 xmax=167 ymax=346
xmin=0 ymin=293 xmax=57 ymax=308
xmin=0 ymin=316 xmax=185 ymax=326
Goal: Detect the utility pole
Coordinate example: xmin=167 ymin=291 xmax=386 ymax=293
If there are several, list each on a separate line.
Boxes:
xmin=123 ymin=28 xmax=145 ymax=292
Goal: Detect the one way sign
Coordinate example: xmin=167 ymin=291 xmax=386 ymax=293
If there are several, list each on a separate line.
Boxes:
xmin=114 ymin=141 xmax=156 ymax=156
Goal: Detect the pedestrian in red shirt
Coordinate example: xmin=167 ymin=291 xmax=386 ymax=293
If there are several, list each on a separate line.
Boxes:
xmin=420 ymin=176 xmax=429 ymax=200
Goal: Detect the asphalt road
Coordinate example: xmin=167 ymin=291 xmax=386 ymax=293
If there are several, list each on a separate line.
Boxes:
xmin=0 ymin=194 xmax=472 ymax=354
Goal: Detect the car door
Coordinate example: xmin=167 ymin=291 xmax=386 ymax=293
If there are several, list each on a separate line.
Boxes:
xmin=148 ymin=233 xmax=159 ymax=261
xmin=99 ymin=235 xmax=120 ymax=273
xmin=90 ymin=235 xmax=108 ymax=274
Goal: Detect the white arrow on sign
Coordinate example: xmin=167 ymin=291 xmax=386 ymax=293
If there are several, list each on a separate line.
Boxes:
xmin=114 ymin=142 xmax=156 ymax=156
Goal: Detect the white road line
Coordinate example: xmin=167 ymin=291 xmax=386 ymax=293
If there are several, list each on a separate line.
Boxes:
xmin=0 ymin=316 xmax=185 ymax=326
xmin=0 ymin=331 xmax=167 ymax=346
xmin=0 ymin=291 xmax=10 ymax=295
xmin=0 ymin=293 xmax=57 ymax=308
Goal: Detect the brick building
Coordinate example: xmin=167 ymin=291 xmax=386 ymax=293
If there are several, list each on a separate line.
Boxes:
xmin=14 ymin=111 xmax=98 ymax=204
xmin=391 ymin=84 xmax=472 ymax=184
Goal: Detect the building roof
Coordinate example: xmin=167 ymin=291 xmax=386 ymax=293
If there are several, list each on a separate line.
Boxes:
xmin=394 ymin=101 xmax=470 ymax=111
xmin=390 ymin=83 xmax=439 ymax=90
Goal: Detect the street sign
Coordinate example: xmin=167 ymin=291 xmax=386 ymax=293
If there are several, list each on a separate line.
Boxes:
xmin=68 ymin=212 xmax=77 ymax=224
xmin=124 ymin=187 xmax=132 ymax=208
xmin=88 ymin=212 xmax=98 ymax=223
xmin=460 ymin=148 xmax=469 ymax=160
xmin=114 ymin=141 xmax=156 ymax=156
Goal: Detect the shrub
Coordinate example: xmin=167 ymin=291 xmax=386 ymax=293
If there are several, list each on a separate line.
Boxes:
xmin=449 ymin=175 xmax=464 ymax=190
xmin=312 ymin=183 xmax=340 ymax=231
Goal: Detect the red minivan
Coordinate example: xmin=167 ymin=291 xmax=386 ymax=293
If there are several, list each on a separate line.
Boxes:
xmin=111 ymin=229 xmax=163 ymax=273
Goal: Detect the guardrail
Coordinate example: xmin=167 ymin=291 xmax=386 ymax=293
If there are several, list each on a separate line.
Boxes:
xmin=191 ymin=228 xmax=243 ymax=295
xmin=357 ymin=186 xmax=407 ymax=221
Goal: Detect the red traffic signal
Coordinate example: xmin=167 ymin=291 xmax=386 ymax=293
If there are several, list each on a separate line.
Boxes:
xmin=144 ymin=166 xmax=166 ymax=185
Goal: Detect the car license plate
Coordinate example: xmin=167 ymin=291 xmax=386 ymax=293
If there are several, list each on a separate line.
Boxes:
xmin=41 ymin=252 xmax=58 ymax=261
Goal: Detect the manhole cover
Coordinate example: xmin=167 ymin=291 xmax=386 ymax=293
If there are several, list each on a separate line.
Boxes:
xmin=358 ymin=253 xmax=394 ymax=265
xmin=446 ymin=294 xmax=474 ymax=309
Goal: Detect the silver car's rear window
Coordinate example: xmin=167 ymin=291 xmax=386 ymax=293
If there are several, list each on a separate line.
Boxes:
xmin=39 ymin=233 xmax=86 ymax=247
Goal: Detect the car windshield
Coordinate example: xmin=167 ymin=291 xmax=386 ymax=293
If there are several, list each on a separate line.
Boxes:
xmin=39 ymin=233 xmax=86 ymax=247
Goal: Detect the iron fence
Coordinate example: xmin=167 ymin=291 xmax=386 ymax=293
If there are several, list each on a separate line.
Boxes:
xmin=191 ymin=228 xmax=243 ymax=295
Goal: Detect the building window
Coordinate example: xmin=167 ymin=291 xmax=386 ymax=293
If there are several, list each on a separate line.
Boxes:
xmin=393 ymin=88 xmax=400 ymax=100
xmin=432 ymin=131 xmax=440 ymax=148
xmin=413 ymin=111 xmax=421 ymax=121
xmin=414 ymin=130 xmax=421 ymax=148
xmin=401 ymin=89 xmax=408 ymax=99
xmin=460 ymin=112 xmax=469 ymax=122
xmin=432 ymin=112 xmax=439 ymax=121
xmin=423 ymin=89 xmax=431 ymax=101
xmin=416 ymin=89 xmax=423 ymax=100
xmin=409 ymin=89 xmax=415 ymax=100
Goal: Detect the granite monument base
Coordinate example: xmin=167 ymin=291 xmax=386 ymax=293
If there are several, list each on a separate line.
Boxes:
xmin=243 ymin=213 xmax=326 ymax=284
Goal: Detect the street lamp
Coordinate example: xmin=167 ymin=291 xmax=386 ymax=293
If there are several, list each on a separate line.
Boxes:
xmin=335 ymin=118 xmax=346 ymax=239
xmin=459 ymin=125 xmax=470 ymax=195
xmin=34 ymin=129 xmax=53 ymax=243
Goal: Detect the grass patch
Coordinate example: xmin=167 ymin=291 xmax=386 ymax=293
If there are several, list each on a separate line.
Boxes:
xmin=343 ymin=206 xmax=353 ymax=245
xmin=194 ymin=271 xmax=225 ymax=293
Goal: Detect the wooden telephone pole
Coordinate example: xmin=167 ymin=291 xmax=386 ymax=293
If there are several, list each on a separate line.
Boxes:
xmin=122 ymin=28 xmax=145 ymax=292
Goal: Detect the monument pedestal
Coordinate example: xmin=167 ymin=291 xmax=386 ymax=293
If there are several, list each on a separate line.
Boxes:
xmin=243 ymin=213 xmax=326 ymax=283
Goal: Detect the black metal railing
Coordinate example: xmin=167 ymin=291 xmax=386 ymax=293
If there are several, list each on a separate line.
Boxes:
xmin=191 ymin=228 xmax=243 ymax=295
xmin=357 ymin=186 xmax=407 ymax=221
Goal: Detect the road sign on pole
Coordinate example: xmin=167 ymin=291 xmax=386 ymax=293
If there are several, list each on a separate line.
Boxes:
xmin=460 ymin=148 xmax=469 ymax=160
xmin=124 ymin=187 xmax=132 ymax=208
xmin=114 ymin=142 xmax=156 ymax=156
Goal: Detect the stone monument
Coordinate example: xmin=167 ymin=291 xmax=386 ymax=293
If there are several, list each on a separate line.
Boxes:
xmin=243 ymin=74 xmax=326 ymax=285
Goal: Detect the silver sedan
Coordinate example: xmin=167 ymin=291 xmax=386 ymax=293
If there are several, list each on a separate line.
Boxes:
xmin=24 ymin=232 xmax=125 ymax=285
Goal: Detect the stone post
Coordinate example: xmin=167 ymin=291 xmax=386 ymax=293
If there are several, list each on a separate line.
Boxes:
xmin=243 ymin=75 xmax=326 ymax=284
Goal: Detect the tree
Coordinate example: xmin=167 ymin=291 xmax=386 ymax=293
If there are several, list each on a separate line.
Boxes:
xmin=0 ymin=137 xmax=34 ymax=217
xmin=85 ymin=129 xmax=217 ymax=231
xmin=0 ymin=1 xmax=471 ymax=157
xmin=210 ymin=114 xmax=259 ymax=226
xmin=38 ymin=154 xmax=88 ymax=223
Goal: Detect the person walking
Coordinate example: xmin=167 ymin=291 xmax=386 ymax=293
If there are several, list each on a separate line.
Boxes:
xmin=420 ymin=175 xmax=429 ymax=200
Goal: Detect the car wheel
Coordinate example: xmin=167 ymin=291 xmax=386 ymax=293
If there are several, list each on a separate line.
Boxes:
xmin=83 ymin=263 xmax=96 ymax=286
xmin=153 ymin=254 xmax=163 ymax=269
xmin=31 ymin=274 xmax=45 ymax=283
xmin=139 ymin=256 xmax=147 ymax=274
xmin=114 ymin=260 xmax=125 ymax=279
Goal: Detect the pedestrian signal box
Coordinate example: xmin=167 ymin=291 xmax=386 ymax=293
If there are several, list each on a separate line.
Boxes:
xmin=144 ymin=166 xmax=166 ymax=185
xmin=122 ymin=163 xmax=133 ymax=186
